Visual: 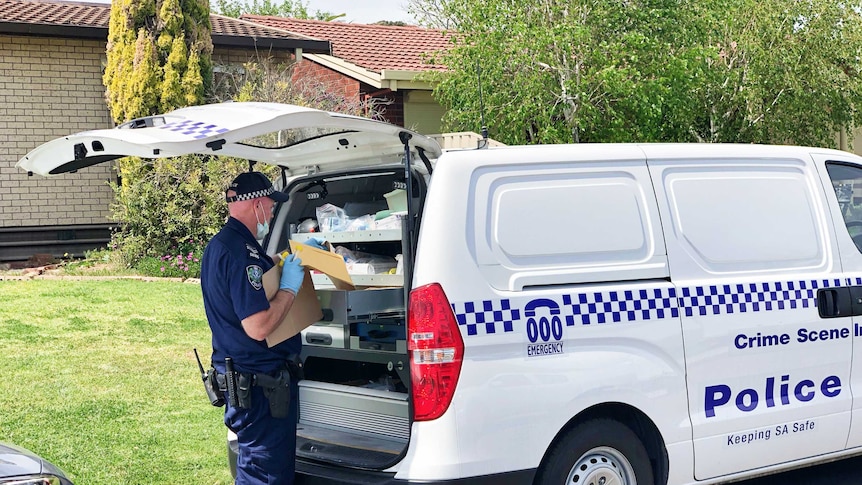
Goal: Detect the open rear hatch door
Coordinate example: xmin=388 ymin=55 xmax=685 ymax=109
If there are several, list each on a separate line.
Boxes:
xmin=17 ymin=102 xmax=442 ymax=176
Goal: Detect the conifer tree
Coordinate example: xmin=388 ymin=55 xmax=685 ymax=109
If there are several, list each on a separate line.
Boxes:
xmin=103 ymin=0 xmax=214 ymax=267
xmin=105 ymin=0 xmax=212 ymax=122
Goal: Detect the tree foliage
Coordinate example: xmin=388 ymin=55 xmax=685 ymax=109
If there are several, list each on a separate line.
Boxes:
xmin=407 ymin=0 xmax=451 ymax=29
xmin=212 ymin=0 xmax=339 ymax=20
xmin=109 ymin=156 xmax=238 ymax=271
xmin=691 ymin=0 xmax=862 ymax=145
xmin=425 ymin=0 xmax=862 ymax=148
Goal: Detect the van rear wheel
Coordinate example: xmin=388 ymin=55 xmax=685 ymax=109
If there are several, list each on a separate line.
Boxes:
xmin=536 ymin=419 xmax=654 ymax=485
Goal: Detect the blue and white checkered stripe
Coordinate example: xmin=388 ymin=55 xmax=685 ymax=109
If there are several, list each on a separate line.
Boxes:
xmin=451 ymin=278 xmax=847 ymax=337
xmin=676 ymin=279 xmax=839 ymax=317
xmin=562 ymin=288 xmax=679 ymax=325
xmin=228 ymin=187 xmax=276 ymax=202
xmin=452 ymin=300 xmax=521 ymax=336
xmin=159 ymin=120 xmax=229 ymax=139
xmin=452 ymin=287 xmax=678 ymax=336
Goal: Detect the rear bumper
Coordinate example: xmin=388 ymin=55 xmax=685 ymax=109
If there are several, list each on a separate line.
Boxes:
xmin=296 ymin=460 xmax=535 ymax=485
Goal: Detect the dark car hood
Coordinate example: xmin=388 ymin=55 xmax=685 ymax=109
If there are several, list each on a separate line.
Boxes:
xmin=0 ymin=441 xmax=47 ymax=476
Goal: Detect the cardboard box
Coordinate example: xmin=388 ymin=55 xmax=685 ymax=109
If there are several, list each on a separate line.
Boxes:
xmin=290 ymin=240 xmax=354 ymax=291
xmin=262 ymin=241 xmax=354 ymax=347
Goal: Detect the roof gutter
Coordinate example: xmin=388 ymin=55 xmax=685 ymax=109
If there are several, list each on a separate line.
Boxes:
xmin=210 ymin=34 xmax=328 ymax=52
xmin=0 ymin=22 xmax=331 ymax=53
xmin=0 ymin=21 xmax=104 ymax=39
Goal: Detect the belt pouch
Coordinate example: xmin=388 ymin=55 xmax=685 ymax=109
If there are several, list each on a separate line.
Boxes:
xmin=259 ymin=372 xmax=291 ymax=418
xmin=206 ymin=370 xmax=225 ymax=407
xmin=286 ymin=356 xmax=305 ymax=381
xmin=236 ymin=373 xmax=252 ymax=409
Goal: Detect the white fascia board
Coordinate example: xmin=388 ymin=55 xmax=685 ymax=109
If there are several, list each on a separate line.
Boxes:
xmin=380 ymin=69 xmax=434 ymax=90
xmin=301 ymin=54 xmax=435 ymax=91
xmin=380 ymin=69 xmax=425 ymax=80
xmin=304 ymin=53 xmax=384 ymax=88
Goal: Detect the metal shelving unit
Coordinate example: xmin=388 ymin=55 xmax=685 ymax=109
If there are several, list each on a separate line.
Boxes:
xmin=294 ymin=228 xmax=407 ymax=362
xmin=312 ymin=273 xmax=403 ymax=288
xmin=294 ymin=229 xmax=403 ymax=287
xmin=293 ymin=229 xmax=401 ymax=244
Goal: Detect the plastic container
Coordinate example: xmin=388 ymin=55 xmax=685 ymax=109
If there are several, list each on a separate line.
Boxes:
xmin=384 ymin=189 xmax=407 ymax=212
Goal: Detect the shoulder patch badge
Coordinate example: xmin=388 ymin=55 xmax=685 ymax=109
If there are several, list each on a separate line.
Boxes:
xmin=246 ymin=265 xmax=264 ymax=290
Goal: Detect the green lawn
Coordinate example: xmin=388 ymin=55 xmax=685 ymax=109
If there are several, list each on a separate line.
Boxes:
xmin=0 ymin=278 xmax=233 ymax=485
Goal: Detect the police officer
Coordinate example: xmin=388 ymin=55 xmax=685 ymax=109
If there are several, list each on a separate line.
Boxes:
xmin=201 ymin=172 xmax=320 ymax=485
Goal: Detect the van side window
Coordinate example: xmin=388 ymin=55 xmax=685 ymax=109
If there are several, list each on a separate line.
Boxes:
xmin=826 ymin=162 xmax=862 ymax=253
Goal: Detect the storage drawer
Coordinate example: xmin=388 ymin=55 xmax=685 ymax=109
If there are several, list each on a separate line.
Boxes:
xmin=349 ymin=336 xmax=407 ymax=353
xmin=298 ymin=380 xmax=409 ymax=440
xmin=317 ymin=287 xmax=404 ymax=325
xmin=301 ymin=322 xmax=349 ymax=348
xmin=350 ymin=321 xmax=406 ymax=352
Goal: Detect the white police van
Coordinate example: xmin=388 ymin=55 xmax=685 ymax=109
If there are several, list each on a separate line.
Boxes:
xmin=18 ymin=101 xmax=862 ymax=484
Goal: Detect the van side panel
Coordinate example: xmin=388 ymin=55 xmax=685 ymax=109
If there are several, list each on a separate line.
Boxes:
xmin=811 ymin=152 xmax=862 ymax=450
xmin=468 ymin=160 xmax=668 ymax=290
xmin=646 ymin=147 xmax=852 ymax=480
xmin=407 ymin=146 xmax=690 ymax=481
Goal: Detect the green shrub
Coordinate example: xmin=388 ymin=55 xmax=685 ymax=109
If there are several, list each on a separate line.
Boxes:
xmin=110 ymin=155 xmax=246 ymax=268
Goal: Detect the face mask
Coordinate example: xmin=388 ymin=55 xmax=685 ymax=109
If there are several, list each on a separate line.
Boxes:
xmin=256 ymin=220 xmax=269 ymax=240
xmin=254 ymin=203 xmax=270 ymax=239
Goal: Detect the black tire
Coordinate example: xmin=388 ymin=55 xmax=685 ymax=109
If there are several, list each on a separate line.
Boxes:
xmin=535 ymin=418 xmax=654 ymax=485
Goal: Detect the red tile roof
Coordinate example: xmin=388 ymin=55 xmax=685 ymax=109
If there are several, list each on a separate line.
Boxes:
xmin=242 ymin=15 xmax=451 ymax=73
xmin=0 ymin=0 xmax=108 ymax=27
xmin=210 ymin=14 xmax=323 ymax=42
xmin=0 ymin=0 xmax=330 ymax=52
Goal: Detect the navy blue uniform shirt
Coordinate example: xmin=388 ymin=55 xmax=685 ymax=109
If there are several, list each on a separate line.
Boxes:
xmin=201 ymin=217 xmax=301 ymax=375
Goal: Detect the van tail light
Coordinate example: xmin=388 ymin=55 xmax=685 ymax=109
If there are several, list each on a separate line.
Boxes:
xmin=408 ymin=283 xmax=464 ymax=421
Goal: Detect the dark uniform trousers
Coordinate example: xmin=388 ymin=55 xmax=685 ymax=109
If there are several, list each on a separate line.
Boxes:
xmin=225 ymin=381 xmax=300 ymax=485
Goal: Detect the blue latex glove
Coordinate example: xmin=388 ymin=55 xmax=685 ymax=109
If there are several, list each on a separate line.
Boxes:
xmin=305 ymin=237 xmax=327 ymax=251
xmin=279 ymin=254 xmax=304 ymax=294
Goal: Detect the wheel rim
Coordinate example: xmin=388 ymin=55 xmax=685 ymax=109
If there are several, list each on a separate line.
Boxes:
xmin=565 ymin=446 xmax=637 ymax=485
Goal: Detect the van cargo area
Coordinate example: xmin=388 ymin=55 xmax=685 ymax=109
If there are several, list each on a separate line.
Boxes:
xmin=270 ymin=166 xmax=426 ymax=469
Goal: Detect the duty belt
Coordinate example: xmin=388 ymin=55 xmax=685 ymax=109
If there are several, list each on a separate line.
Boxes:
xmin=213 ymin=355 xmax=304 ymax=393
xmin=211 ymin=355 xmax=303 ymax=417
xmin=213 ymin=368 xmax=298 ymax=393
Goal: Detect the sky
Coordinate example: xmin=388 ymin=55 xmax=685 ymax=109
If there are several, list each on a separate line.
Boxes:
xmin=84 ymin=0 xmax=418 ymax=25
xmin=308 ymin=0 xmax=416 ymax=24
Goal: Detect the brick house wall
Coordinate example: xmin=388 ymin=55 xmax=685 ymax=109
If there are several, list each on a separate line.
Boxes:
xmin=292 ymin=58 xmax=359 ymax=99
xmin=0 ymin=0 xmax=335 ymax=263
xmin=377 ymin=90 xmax=403 ymax=127
xmin=0 ymin=34 xmax=114 ymax=229
xmin=291 ymin=58 xmax=407 ymax=127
